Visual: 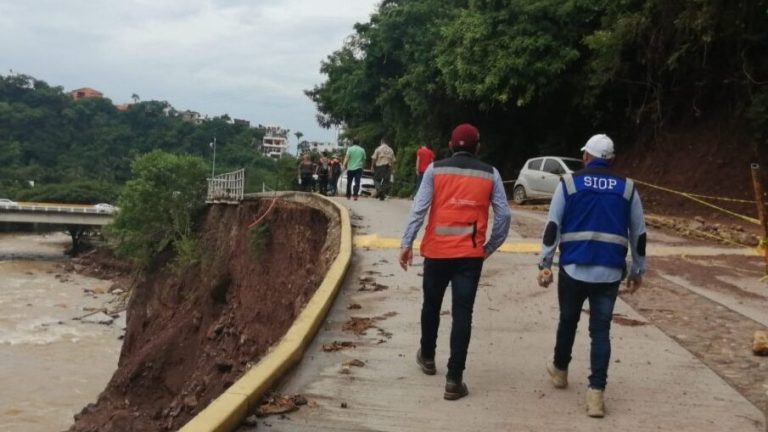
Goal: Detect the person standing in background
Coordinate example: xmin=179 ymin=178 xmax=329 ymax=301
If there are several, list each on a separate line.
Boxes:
xmin=343 ymin=141 xmax=366 ymax=200
xmin=316 ymin=155 xmax=331 ymax=195
xmin=371 ymin=139 xmax=396 ymax=201
xmin=329 ymin=157 xmax=342 ymax=196
xmin=297 ymin=153 xmax=315 ymax=192
xmin=413 ymin=143 xmax=435 ymax=198
xmin=537 ymin=134 xmax=647 ymax=418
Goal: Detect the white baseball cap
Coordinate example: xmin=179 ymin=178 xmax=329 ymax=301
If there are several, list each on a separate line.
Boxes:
xmin=581 ymin=134 xmax=615 ymax=159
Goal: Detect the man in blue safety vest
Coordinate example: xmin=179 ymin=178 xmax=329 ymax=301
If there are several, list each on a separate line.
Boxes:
xmin=537 ymin=133 xmax=647 ymax=418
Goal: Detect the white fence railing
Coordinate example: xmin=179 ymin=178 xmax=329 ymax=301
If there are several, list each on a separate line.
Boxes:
xmin=206 ymin=169 xmax=245 ymax=203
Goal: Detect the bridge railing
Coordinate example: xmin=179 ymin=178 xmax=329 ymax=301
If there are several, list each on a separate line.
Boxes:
xmin=0 ymin=203 xmax=115 ymax=214
xmin=206 ymin=169 xmax=245 ymax=203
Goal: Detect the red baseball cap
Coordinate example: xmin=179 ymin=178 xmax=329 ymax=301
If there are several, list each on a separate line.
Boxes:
xmin=450 ymin=123 xmax=480 ymax=150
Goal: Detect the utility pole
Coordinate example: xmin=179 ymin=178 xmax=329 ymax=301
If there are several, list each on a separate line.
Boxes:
xmin=210 ymin=137 xmax=217 ymax=177
xmin=750 ymin=163 xmax=768 ymax=278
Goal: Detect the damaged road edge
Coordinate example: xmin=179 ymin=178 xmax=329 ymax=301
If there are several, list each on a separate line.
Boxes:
xmin=179 ymin=192 xmax=352 ymax=432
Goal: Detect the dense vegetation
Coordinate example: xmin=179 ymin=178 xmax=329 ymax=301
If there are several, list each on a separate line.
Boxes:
xmin=308 ymin=0 xmax=768 ymax=192
xmin=108 ymin=150 xmax=208 ymax=266
xmin=0 ymin=74 xmax=297 ymax=203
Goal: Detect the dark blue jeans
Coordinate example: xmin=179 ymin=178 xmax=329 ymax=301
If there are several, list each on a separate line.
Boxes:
xmin=420 ymin=257 xmax=484 ymax=381
xmin=346 ymin=168 xmax=362 ymax=198
xmin=553 ymin=269 xmax=619 ymax=390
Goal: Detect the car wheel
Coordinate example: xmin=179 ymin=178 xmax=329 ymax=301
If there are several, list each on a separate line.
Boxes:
xmin=513 ymin=185 xmax=527 ymax=205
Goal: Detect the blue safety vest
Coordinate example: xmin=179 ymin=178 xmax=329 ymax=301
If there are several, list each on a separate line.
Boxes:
xmin=559 ymin=160 xmax=635 ymax=269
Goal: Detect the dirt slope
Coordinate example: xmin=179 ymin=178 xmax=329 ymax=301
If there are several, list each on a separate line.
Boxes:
xmin=69 ymin=199 xmax=336 ymax=432
xmin=615 ymin=117 xmax=767 ymax=224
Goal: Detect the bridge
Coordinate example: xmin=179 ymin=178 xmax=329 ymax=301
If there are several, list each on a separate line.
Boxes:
xmin=0 ymin=202 xmax=114 ymax=225
xmin=0 ymin=202 xmax=115 ymax=254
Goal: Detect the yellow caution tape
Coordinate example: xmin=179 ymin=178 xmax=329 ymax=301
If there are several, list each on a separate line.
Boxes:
xmin=634 ymin=179 xmax=762 ymax=204
xmin=634 ymin=179 xmax=760 ymax=225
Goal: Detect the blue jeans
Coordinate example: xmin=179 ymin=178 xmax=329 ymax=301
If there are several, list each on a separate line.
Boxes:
xmin=553 ymin=269 xmax=619 ymax=389
xmin=346 ymin=168 xmax=362 ymax=198
xmin=420 ymin=257 xmax=483 ymax=381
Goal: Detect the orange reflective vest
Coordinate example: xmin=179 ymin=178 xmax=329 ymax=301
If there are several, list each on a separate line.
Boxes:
xmin=420 ymin=153 xmax=494 ymax=259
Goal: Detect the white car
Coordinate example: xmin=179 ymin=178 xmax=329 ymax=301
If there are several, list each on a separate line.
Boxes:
xmin=0 ymin=198 xmax=18 ymax=207
xmin=512 ymin=156 xmax=583 ymax=204
xmin=337 ymin=169 xmax=376 ymax=197
xmin=94 ymin=203 xmax=117 ymax=214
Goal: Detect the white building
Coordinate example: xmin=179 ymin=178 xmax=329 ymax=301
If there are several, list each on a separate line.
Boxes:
xmin=261 ymin=126 xmax=289 ymax=159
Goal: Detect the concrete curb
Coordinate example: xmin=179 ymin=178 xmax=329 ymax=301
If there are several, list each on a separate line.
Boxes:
xmin=179 ymin=192 xmax=352 ymax=432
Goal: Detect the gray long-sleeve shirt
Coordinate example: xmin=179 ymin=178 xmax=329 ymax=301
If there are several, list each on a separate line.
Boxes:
xmin=401 ymin=163 xmax=511 ymax=257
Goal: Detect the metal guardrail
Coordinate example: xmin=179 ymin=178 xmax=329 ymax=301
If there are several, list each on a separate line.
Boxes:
xmin=206 ymin=168 xmax=245 ymax=203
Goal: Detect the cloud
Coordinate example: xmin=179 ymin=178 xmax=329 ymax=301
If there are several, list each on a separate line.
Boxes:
xmin=0 ymin=0 xmax=379 ymax=142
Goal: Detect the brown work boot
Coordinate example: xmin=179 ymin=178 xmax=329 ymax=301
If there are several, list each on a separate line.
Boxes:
xmin=416 ymin=349 xmax=436 ymax=375
xmin=586 ymin=387 xmax=605 ymax=418
xmin=546 ymin=362 xmax=568 ymax=389
xmin=444 ymin=378 xmax=469 ymax=401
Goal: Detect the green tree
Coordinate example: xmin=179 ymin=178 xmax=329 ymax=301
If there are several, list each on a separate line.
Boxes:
xmin=108 ymin=150 xmax=208 ymax=267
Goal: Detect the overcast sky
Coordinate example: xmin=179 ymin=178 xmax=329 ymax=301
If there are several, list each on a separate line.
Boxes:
xmin=0 ymin=0 xmax=379 ymax=145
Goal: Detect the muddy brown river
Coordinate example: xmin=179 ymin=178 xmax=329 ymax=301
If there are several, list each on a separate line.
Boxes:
xmin=0 ymin=233 xmax=122 ymax=432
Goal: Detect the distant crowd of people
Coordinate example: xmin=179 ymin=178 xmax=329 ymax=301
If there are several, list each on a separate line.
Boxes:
xmin=296 ymin=137 xmax=435 ymax=201
xmin=297 ymin=153 xmax=342 ymax=195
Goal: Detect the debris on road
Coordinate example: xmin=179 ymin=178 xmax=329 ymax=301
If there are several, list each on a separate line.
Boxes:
xmin=256 ymin=393 xmax=308 ymax=417
xmin=348 ymin=303 xmax=362 ymax=310
xmin=343 ymin=359 xmax=366 ymax=367
xmin=753 ymin=330 xmax=768 ymax=356
xmin=342 ymin=317 xmax=376 ymax=335
xmin=322 ymin=341 xmax=357 ymax=352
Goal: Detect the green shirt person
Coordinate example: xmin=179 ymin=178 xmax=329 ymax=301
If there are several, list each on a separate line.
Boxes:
xmin=343 ymin=143 xmax=367 ymax=200
xmin=344 ymin=144 xmax=366 ymax=171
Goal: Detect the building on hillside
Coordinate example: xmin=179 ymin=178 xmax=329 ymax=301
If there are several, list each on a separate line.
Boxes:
xmin=70 ymin=87 xmax=103 ymax=101
xmin=180 ymin=110 xmax=203 ymax=124
xmin=262 ymin=126 xmax=290 ymax=159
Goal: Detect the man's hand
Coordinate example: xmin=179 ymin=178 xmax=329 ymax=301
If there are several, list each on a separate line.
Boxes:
xmin=625 ymin=274 xmax=642 ymax=294
xmin=537 ymin=268 xmax=553 ymax=288
xmin=399 ymin=246 xmax=413 ymax=271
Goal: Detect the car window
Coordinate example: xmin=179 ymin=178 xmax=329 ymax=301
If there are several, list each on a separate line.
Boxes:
xmin=542 ymin=159 xmax=564 ymax=175
xmin=526 ymin=159 xmax=543 ymax=171
xmin=562 ymin=159 xmax=584 ymax=172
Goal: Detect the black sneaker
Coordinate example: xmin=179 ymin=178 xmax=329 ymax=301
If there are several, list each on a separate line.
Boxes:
xmin=444 ymin=378 xmax=469 ymax=400
xmin=416 ymin=349 xmax=436 ymax=375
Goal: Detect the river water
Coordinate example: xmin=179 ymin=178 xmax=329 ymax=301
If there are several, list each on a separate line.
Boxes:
xmin=0 ymin=233 xmax=123 ymax=432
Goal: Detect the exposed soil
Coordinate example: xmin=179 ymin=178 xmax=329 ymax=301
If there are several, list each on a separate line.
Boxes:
xmin=68 ymin=199 xmax=337 ymax=432
xmin=615 ymin=117 xmax=767 ymax=228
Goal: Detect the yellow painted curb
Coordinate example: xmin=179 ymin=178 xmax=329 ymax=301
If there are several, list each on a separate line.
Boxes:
xmin=180 ymin=193 xmax=352 ymax=432
xmin=353 ymin=234 xmax=540 ymax=254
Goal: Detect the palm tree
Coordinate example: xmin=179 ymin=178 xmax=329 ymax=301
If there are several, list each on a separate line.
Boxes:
xmin=295 ymin=131 xmax=304 ymax=155
xmin=131 ymin=93 xmax=140 ymax=103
